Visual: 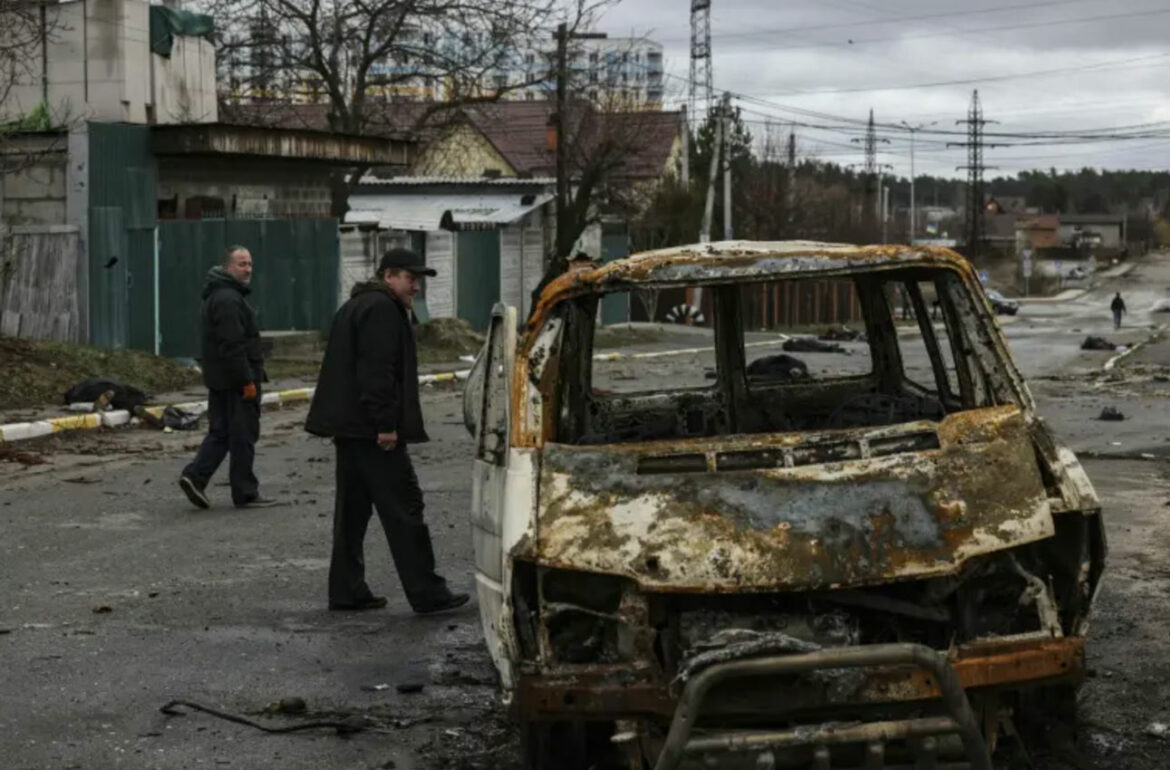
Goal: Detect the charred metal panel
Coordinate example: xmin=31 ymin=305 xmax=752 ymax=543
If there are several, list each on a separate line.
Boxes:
xmin=534 ymin=406 xmax=1053 ymax=591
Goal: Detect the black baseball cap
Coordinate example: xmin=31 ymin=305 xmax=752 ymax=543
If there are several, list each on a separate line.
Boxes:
xmin=379 ymin=247 xmax=436 ymax=277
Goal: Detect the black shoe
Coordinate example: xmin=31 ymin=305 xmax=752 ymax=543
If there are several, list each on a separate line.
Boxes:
xmin=413 ymin=592 xmax=471 ymax=615
xmin=237 ymin=496 xmax=280 ymax=509
xmin=179 ymin=476 xmax=210 ymax=510
xmin=329 ymin=596 xmax=389 ymax=611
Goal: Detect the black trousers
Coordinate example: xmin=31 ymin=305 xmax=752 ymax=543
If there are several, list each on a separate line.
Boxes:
xmin=328 ymin=439 xmax=449 ymax=610
xmin=182 ymin=388 xmax=260 ymax=505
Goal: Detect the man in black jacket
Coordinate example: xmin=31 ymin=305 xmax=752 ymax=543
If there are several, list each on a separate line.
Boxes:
xmin=179 ymin=245 xmax=277 ymax=510
xmin=306 ymin=248 xmax=468 ymax=614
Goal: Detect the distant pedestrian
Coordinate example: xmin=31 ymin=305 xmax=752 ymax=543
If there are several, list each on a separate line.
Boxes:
xmin=1111 ymin=292 xmax=1127 ymax=330
xmin=306 ymin=248 xmax=469 ymax=615
xmin=179 ymin=246 xmax=277 ymax=510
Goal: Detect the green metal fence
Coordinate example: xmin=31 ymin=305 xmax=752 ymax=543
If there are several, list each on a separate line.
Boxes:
xmin=157 ymin=219 xmax=340 ymax=359
xmin=88 ymin=123 xmax=157 ymax=349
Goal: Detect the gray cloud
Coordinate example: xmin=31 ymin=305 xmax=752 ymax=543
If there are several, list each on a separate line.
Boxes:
xmin=595 ymin=0 xmax=1170 ymax=176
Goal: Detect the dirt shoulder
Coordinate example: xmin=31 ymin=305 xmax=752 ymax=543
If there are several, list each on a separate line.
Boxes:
xmin=0 ymin=336 xmax=201 ymax=412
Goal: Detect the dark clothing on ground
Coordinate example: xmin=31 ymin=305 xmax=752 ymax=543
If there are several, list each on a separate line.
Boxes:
xmin=184 ymin=267 xmax=266 ymax=504
xmin=200 ymin=267 xmax=265 ymax=391
xmin=63 ymin=378 xmax=148 ymax=412
xmin=182 ymin=387 xmax=261 ymax=505
xmin=327 ymin=439 xmax=449 ymax=610
xmin=305 ymin=281 xmax=428 ymax=443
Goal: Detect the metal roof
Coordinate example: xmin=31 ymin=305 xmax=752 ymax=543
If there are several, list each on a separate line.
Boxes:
xmin=358 ymin=174 xmax=557 ymax=186
xmin=345 ymin=191 xmax=553 ymax=231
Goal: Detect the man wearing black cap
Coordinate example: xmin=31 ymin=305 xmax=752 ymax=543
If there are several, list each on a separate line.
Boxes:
xmin=306 ymin=248 xmax=469 ymax=614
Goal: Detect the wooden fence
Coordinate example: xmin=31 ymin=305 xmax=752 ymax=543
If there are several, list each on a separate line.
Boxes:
xmin=0 ymin=225 xmax=82 ymax=342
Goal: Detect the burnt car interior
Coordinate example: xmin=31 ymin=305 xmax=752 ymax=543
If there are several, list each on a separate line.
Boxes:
xmin=552 ymin=267 xmax=1013 ymax=446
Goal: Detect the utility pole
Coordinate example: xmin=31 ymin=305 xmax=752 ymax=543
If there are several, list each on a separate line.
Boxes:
xmin=881 ymin=184 xmax=890 ymax=244
xmin=552 ymin=23 xmax=606 ymax=263
xmin=949 ymin=90 xmax=999 ymax=257
xmin=722 ymin=93 xmax=732 ymax=241
xmin=680 ymin=106 xmax=690 ymax=187
xmin=901 ymin=120 xmax=938 ymax=245
xmin=786 ymin=127 xmax=796 ymax=231
xmin=700 ymin=97 xmax=723 ymax=243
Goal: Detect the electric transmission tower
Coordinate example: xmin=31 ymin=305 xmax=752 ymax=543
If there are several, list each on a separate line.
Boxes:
xmin=689 ymin=0 xmax=713 ymax=127
xmin=950 ymin=90 xmax=999 ymax=256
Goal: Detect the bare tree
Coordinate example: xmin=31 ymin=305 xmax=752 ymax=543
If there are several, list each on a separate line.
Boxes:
xmin=199 ymin=0 xmax=575 ymax=214
xmin=535 ymin=33 xmax=683 ymax=303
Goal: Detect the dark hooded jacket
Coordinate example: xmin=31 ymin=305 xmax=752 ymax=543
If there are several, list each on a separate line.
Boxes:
xmin=305 ymin=281 xmax=428 ymax=443
xmin=199 ymin=267 xmax=264 ymax=392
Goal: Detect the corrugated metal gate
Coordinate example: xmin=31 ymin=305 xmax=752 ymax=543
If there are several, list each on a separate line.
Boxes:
xmin=88 ymin=123 xmax=158 ymax=350
xmin=157 ymin=219 xmax=340 ymax=358
xmin=455 ymin=230 xmax=500 ymax=332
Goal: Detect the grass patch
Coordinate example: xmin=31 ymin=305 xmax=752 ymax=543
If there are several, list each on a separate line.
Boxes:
xmin=0 ymin=335 xmax=201 ymax=409
xmin=415 ymin=318 xmax=484 ymax=364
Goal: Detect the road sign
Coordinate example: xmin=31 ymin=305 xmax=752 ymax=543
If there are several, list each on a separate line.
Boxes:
xmin=979 ymin=271 xmax=989 ymax=284
xmin=1022 ymin=249 xmax=1033 ymax=279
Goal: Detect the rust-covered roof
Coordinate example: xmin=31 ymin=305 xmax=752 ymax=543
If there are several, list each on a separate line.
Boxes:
xmin=585 ymin=240 xmax=968 ymax=286
xmin=526 ymin=240 xmax=974 ymax=330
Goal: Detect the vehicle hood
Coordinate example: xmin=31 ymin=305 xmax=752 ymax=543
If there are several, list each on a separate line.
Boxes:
xmin=533 ymin=405 xmax=1054 ymax=591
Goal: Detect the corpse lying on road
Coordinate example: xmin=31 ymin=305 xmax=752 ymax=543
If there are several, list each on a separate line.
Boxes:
xmin=464 ymin=240 xmax=1105 ymax=770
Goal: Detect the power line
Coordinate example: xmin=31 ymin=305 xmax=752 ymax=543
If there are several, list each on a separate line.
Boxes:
xmin=655 ymin=0 xmax=1098 ymax=44
xmin=762 ymin=52 xmax=1170 ymax=97
xmin=733 ymin=7 xmax=1170 ymax=54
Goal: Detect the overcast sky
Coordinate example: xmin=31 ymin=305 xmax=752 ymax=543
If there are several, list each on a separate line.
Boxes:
xmin=595 ymin=0 xmax=1170 ymax=179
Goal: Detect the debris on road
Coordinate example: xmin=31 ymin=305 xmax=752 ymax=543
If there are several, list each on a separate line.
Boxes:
xmin=1083 ymin=336 xmax=1119 ymax=351
xmin=1099 ymin=406 xmax=1126 ymax=421
xmin=395 ymin=682 xmax=425 ymax=694
xmin=92 ymin=605 xmax=112 ymax=614
xmin=361 ymin=684 xmax=391 ymax=692
xmin=819 ymin=325 xmax=863 ymax=341
xmin=782 ymin=336 xmax=846 ymax=353
xmin=263 ymin=697 xmax=307 ymax=714
xmin=0 ymin=447 xmax=48 ymax=466
xmin=1147 ymin=723 xmax=1170 ymax=739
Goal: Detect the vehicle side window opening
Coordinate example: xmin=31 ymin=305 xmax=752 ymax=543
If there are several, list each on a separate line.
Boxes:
xmin=904 ymin=281 xmax=962 ymax=405
xmin=476 ymin=313 xmax=511 ymax=466
xmin=550 ymin=268 xmax=1017 ymax=446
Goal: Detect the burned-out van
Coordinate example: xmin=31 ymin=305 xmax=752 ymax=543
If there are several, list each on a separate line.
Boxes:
xmin=464 ymin=242 xmax=1104 ymax=770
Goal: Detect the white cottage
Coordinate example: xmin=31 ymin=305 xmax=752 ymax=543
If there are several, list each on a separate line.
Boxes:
xmin=344 ymin=176 xmax=554 ymax=329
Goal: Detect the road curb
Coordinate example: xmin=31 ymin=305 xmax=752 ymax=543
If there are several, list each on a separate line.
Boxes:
xmin=1103 ymin=324 xmax=1165 ymax=372
xmin=0 ymin=336 xmax=798 ymax=445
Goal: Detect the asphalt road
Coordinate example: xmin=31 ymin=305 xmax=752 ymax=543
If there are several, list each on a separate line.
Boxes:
xmin=4 ymin=255 xmax=1170 ymax=769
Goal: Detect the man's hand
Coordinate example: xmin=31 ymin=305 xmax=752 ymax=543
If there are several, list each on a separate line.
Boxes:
xmin=377 ymin=431 xmax=398 ymax=451
xmin=242 ymin=382 xmax=258 ymax=401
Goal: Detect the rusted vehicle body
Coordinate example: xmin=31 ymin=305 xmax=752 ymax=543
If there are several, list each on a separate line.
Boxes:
xmin=464 ymin=241 xmax=1105 ymax=769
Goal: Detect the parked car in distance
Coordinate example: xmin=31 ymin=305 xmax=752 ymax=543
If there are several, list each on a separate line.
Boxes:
xmin=985 ymin=288 xmax=1019 ymax=315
